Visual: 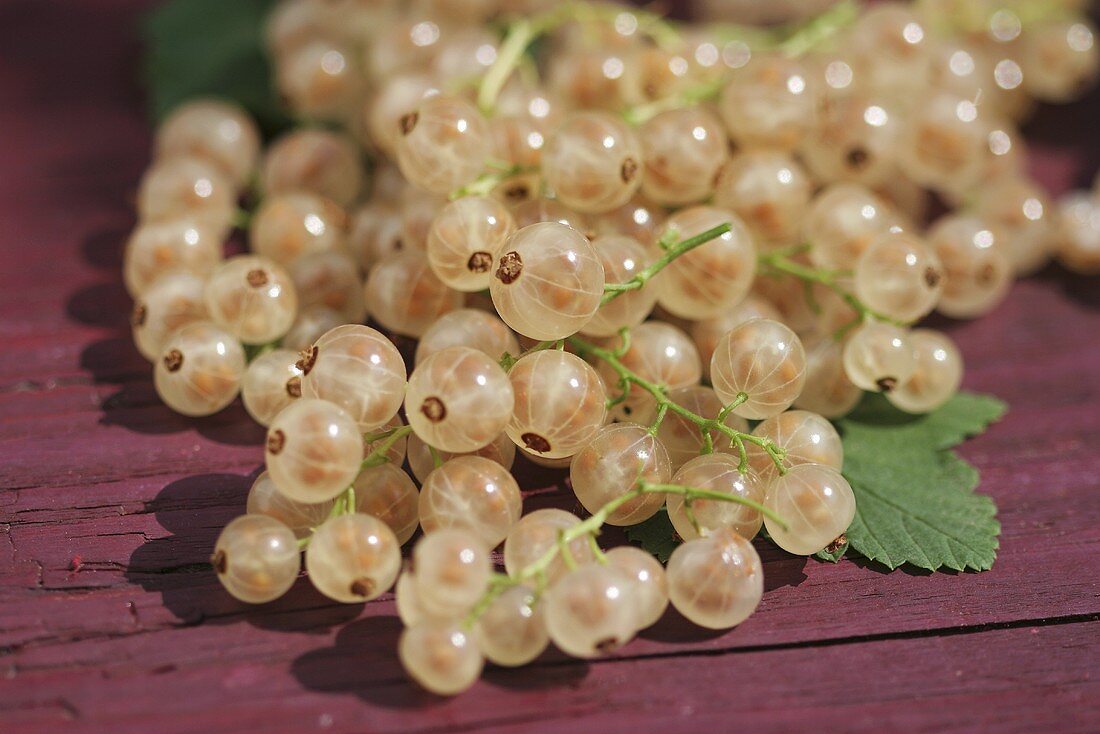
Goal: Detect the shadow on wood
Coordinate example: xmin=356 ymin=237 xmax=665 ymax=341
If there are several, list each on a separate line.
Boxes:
xmin=125 ymin=471 xmax=362 ymax=633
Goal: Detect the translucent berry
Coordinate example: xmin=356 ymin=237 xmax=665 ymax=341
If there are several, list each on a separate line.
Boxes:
xmin=542 ymin=111 xmax=643 ymax=214
xmin=1055 ymin=191 xmax=1100 ymax=275
xmin=842 ymin=321 xmax=916 ymax=393
xmin=927 ymin=214 xmax=1013 ymax=318
xmin=246 ymin=470 xmax=332 ymax=540
xmin=475 ymin=585 xmax=549 ymax=667
xmin=427 ymin=196 xmax=517 ymax=292
xmin=896 ymin=91 xmax=988 ymax=191
xmin=406 ymin=432 xmax=516 ymax=485
xmin=275 ymin=39 xmax=364 ymax=120
xmin=300 ymin=324 xmax=407 ymax=432
xmin=508 ymin=350 xmax=607 ymax=459
xmin=265 ymin=398 xmax=363 ymax=503
xmin=605 ymin=546 xmax=668 ymax=629
xmin=281 ymin=305 xmax=344 ymax=353
xmin=710 ymin=318 xmax=806 ymax=420
xmin=131 ymin=272 xmax=209 ymax=362
xmin=579 ymin=235 xmax=657 ymax=337
xmin=569 ymin=423 xmax=670 ymax=526
xmin=154 ymin=320 xmax=245 ymax=416
xmin=639 ymin=107 xmax=728 ymax=206
xmin=666 ymin=528 xmax=763 ymax=629
xmin=886 ymin=329 xmax=963 ymax=414
xmin=654 ymin=206 xmax=757 ymax=319
xmin=854 ymin=231 xmax=944 ymax=323
xmin=204 ymin=255 xmax=299 ymax=345
xmin=691 ymin=296 xmax=782 ymax=379
xmin=352 ymin=464 xmax=420 ymax=545
xmin=415 ymin=309 xmax=520 ymax=367
xmin=412 ymin=527 xmax=491 ymax=619
xmin=261 ymin=128 xmax=363 ymax=207
xmin=419 ymin=457 xmax=522 ymax=548
xmin=764 ymin=463 xmax=856 ymax=555
xmin=156 ymin=99 xmax=260 ymax=188
xmin=137 ymin=155 xmax=235 ymax=235
xmin=1020 ymin=20 xmax=1099 ymax=103
xmin=713 ymin=151 xmax=811 ymax=248
xmin=250 ymin=192 xmax=347 ymax=267
xmin=744 ymin=410 xmax=843 ymax=484
xmin=399 ymin=621 xmax=483 ymax=696
xmin=122 ymin=219 xmax=222 ymax=298
xmin=289 ymin=250 xmax=367 ymax=323
xmin=544 ymin=564 xmax=638 ymax=658
xmin=306 ymin=513 xmax=401 ymax=602
xmin=793 ymin=336 xmax=863 ymax=418
xmin=503 ymin=509 xmax=595 ymax=585
xmin=406 ymin=347 xmax=514 ymax=454
xmin=212 ymin=515 xmax=300 ymax=604
xmin=365 ymin=251 xmax=463 ymax=338
xmin=395 ymin=95 xmax=491 ymax=195
xmin=666 ymin=453 xmax=766 ymax=542
xmin=599 ymin=322 xmax=702 ymax=413
xmin=803 ymin=183 xmax=901 ymax=271
xmin=974 ymin=176 xmax=1054 ymax=275
xmin=241 ymin=348 xmax=303 ymax=426
xmin=634 ymin=386 xmax=749 ymax=471
xmin=490 ymin=222 xmax=605 ymax=341
xmin=719 ymin=52 xmax=815 ymax=150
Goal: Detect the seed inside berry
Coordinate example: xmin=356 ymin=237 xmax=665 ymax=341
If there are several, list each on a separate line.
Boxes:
xmin=246 ymin=269 xmax=269 ymax=287
xmin=522 ymin=432 xmax=551 ymax=453
xmin=349 ymin=577 xmax=374 ymax=598
xmin=467 ymin=251 xmax=492 ymax=273
xmin=495 ymin=251 xmax=523 ymax=284
xmin=420 ymin=396 xmax=447 ymax=423
xmin=296 ymin=346 xmax=318 ymax=375
xmin=163 ymin=349 xmax=184 ymax=372
xmin=266 ymin=428 xmax=286 ymax=454
xmin=620 ymin=157 xmax=638 ymax=183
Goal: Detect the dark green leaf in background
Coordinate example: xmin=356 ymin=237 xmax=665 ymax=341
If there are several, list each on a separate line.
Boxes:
xmin=143 ymin=0 xmax=291 ymax=136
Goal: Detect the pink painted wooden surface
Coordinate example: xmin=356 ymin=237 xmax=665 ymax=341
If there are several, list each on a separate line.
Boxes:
xmin=0 ymin=2 xmax=1098 ymax=732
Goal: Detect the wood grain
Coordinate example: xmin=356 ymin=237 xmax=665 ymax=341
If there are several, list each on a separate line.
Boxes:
xmin=1 ymin=2 xmax=1099 ymax=732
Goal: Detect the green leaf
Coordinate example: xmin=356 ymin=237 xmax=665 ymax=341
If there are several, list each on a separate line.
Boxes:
xmin=814 ymin=538 xmax=847 ymax=563
xmin=143 ymin=0 xmax=291 ymax=136
xmin=841 ymin=392 xmax=1007 ymax=451
xmin=835 ymin=392 xmax=1006 ymax=572
xmin=625 ymin=509 xmax=680 ymax=563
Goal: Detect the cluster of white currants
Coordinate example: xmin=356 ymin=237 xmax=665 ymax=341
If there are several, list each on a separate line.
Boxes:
xmin=124 ymin=0 xmax=1098 ymax=696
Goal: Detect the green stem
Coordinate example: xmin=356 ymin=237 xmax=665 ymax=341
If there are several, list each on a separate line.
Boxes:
xmin=620 ymin=1 xmax=859 ymax=124
xmin=601 ymin=224 xmax=732 ymax=306
xmin=622 ymin=76 xmax=726 ymax=126
xmin=776 ymin=0 xmax=860 ymax=57
xmin=647 ymin=402 xmax=668 ymax=436
xmin=569 ymin=335 xmax=785 ymax=474
xmin=476 ymin=1 xmax=680 ymax=116
xmin=758 ymin=251 xmax=904 ymax=328
xmin=464 ymin=480 xmax=789 ymax=625
xmin=498 ymin=339 xmax=560 ymax=371
xmin=477 ymin=17 xmax=535 ymax=115
xmin=360 ymin=425 xmax=414 ymax=471
xmin=428 ymin=445 xmax=444 ymax=470
xmin=449 ymin=163 xmax=533 ymax=200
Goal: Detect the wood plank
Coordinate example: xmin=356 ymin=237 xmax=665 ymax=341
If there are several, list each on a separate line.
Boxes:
xmin=1 ymin=0 xmax=1099 ymax=731
xmin=2 ymin=617 xmax=1096 ymax=733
